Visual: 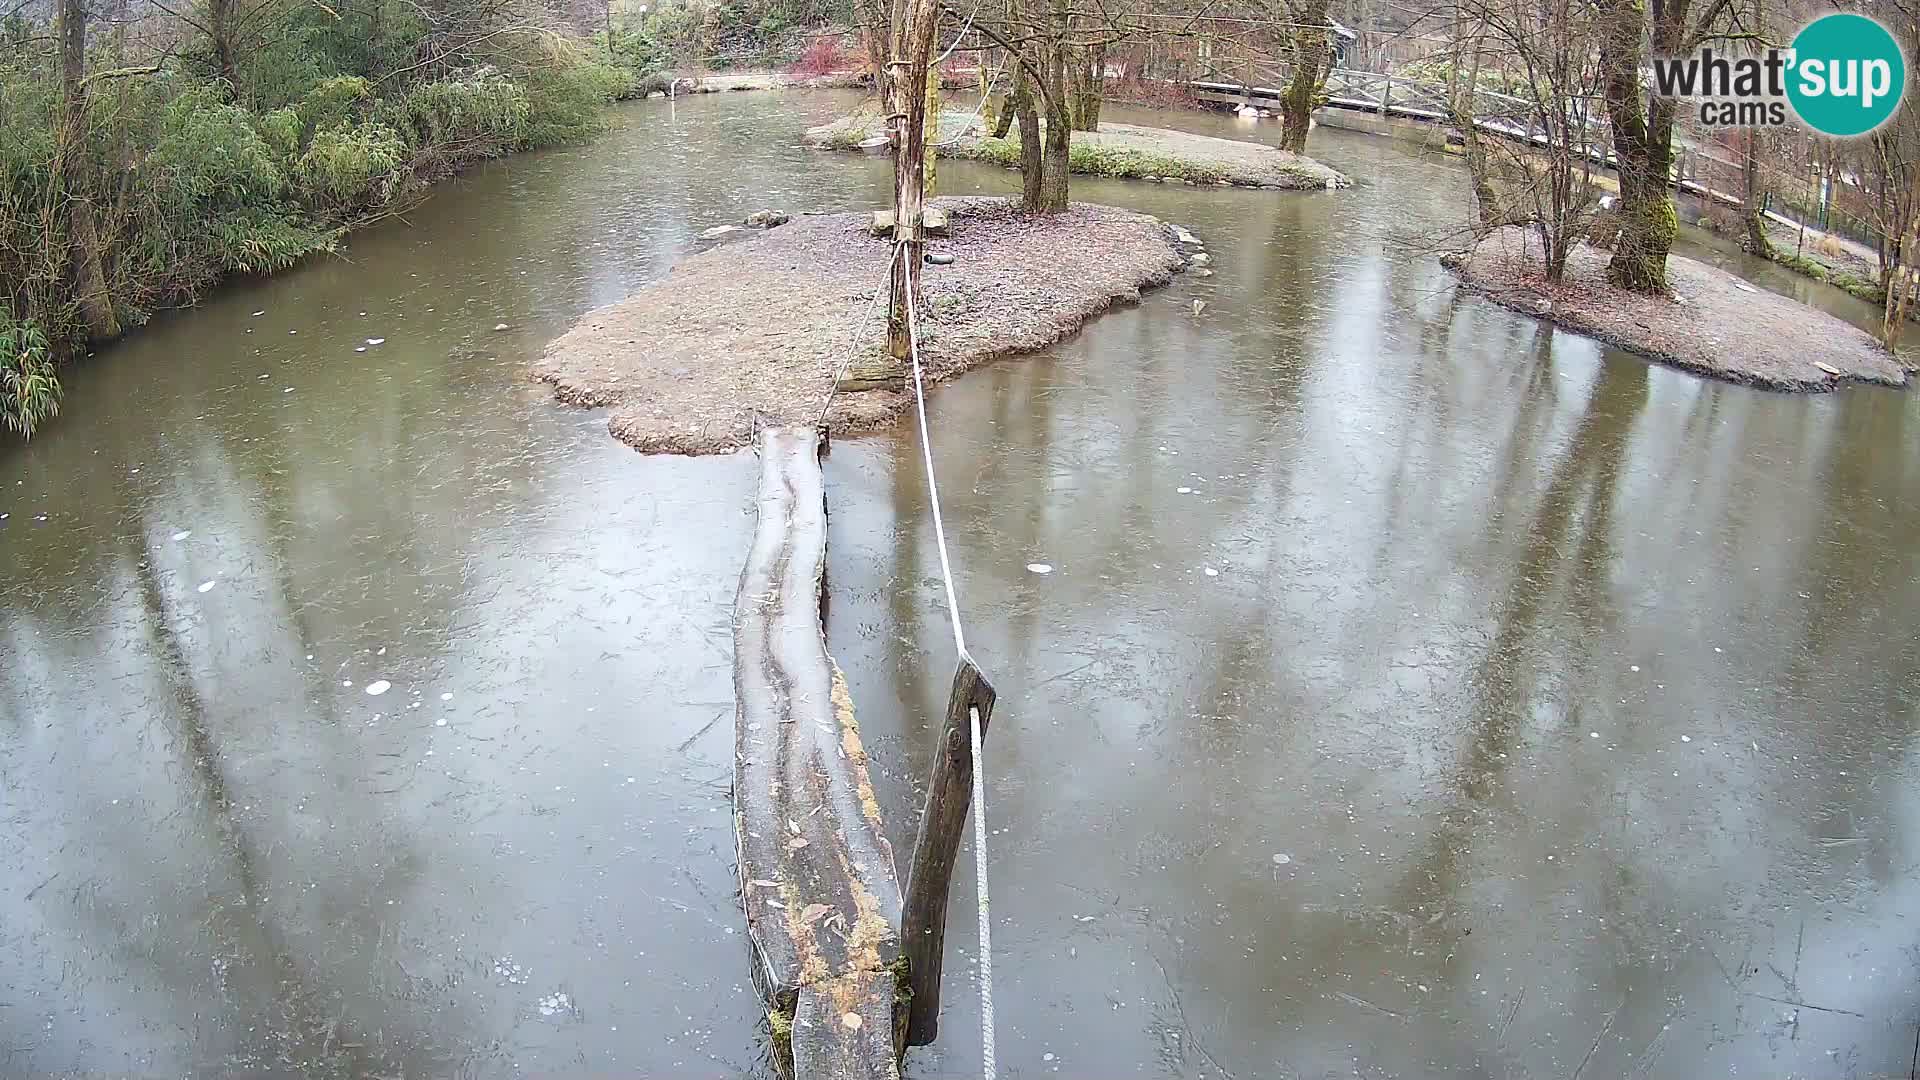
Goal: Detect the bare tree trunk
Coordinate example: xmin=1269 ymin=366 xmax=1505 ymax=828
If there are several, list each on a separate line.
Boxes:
xmin=1886 ymin=210 xmax=1918 ymax=348
xmin=1068 ymin=42 xmax=1104 ymax=131
xmin=1598 ymin=0 xmax=1677 ymax=294
xmin=882 ymin=0 xmax=939 ymax=363
xmin=1742 ymin=129 xmax=1774 ymax=259
xmin=858 ymin=0 xmax=889 ymax=103
xmin=58 ymin=0 xmax=120 ymax=342
xmin=1449 ymin=29 xmax=1502 ymax=228
xmin=1007 ymin=0 xmax=1044 ymax=209
xmin=1279 ymin=0 xmax=1330 ymax=154
xmin=1033 ymin=0 xmax=1070 ymax=211
xmin=208 ymin=0 xmax=240 ymax=88
xmin=1014 ymin=64 xmax=1043 ymax=206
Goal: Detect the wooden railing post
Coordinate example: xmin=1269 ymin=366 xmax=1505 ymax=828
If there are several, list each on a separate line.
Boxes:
xmin=900 ymin=656 xmax=997 ymax=1046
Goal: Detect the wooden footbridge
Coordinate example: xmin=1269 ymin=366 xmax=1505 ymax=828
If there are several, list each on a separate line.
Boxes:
xmin=1186 ymin=60 xmax=1765 ymax=218
xmin=733 ymin=427 xmax=906 ymax=1078
xmin=733 ymin=421 xmax=1003 ymax=1080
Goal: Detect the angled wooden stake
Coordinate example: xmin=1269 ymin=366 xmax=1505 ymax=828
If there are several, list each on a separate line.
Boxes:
xmin=900 ymin=654 xmax=997 ymax=1046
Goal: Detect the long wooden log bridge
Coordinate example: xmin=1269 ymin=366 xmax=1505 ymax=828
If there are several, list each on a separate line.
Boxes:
xmin=733 ymin=426 xmax=994 ymax=1078
xmin=734 ymin=427 xmax=904 ymax=1078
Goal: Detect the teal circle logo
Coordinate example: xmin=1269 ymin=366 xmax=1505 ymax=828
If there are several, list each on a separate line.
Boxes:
xmin=1786 ymin=13 xmax=1907 ymax=136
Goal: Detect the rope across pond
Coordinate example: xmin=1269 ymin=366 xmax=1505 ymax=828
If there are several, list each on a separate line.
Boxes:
xmin=900 ymin=241 xmax=998 ymax=1080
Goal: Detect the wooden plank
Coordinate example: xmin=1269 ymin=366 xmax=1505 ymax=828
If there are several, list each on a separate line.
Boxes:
xmin=734 ymin=426 xmax=905 ymax=1080
xmin=900 ymin=656 xmax=997 ymax=1046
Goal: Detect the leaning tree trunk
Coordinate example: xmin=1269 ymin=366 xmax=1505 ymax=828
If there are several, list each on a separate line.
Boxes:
xmin=1742 ymin=129 xmax=1774 ymax=259
xmin=58 ymin=0 xmax=120 ymax=342
xmin=1598 ymin=0 xmax=1677 ymax=294
xmin=1279 ymin=0 xmax=1330 ymax=154
xmin=988 ymin=86 xmax=1014 ymax=137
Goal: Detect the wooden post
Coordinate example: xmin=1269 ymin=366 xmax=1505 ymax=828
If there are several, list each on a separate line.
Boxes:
xmin=900 ymin=656 xmax=997 ymax=1046
xmin=885 ymin=0 xmax=941 ymax=364
xmin=1380 ymin=74 xmax=1391 ymax=115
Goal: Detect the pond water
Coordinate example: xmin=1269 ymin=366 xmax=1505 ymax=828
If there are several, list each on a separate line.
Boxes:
xmin=2 ymin=90 xmax=1916 ymax=1079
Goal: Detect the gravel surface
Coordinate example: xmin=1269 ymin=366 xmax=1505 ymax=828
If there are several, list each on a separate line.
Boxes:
xmin=1446 ymin=226 xmax=1910 ymax=391
xmin=805 ymin=111 xmax=1349 ymax=190
xmin=535 ymin=198 xmax=1188 ymax=454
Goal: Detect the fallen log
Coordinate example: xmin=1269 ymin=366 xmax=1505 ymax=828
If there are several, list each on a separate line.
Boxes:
xmin=733 ymin=426 xmax=906 ymax=1080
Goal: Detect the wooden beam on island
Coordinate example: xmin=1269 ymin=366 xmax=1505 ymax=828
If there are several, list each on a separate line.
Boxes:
xmin=733 ymin=426 xmax=905 ymax=1080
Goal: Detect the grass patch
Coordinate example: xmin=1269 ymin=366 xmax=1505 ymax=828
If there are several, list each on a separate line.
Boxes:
xmin=1771 ymin=251 xmax=1888 ymax=304
xmin=956 ymin=136 xmax=1232 ymax=184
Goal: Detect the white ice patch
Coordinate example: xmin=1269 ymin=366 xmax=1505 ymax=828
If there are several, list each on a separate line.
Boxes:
xmin=1026 ymin=563 xmax=1053 ymax=574
xmin=441 ymin=692 xmax=454 ymax=701
xmin=365 ymin=680 xmax=391 ymax=696
xmin=366 ymin=337 xmax=386 ymax=346
xmin=1272 ymin=853 xmax=1292 ymax=865
xmin=197 ymin=580 xmax=216 ymax=593
xmin=172 ymin=530 xmax=191 ymax=541
xmin=537 ymin=992 xmax=571 ymax=1017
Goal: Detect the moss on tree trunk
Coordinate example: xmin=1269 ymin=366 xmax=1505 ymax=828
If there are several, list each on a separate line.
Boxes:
xmin=1068 ymin=43 xmax=1104 ymax=132
xmin=1279 ymin=0 xmax=1330 ymax=155
xmin=1742 ymin=131 xmax=1775 ymax=259
xmin=58 ymin=0 xmax=120 ymax=342
xmin=1029 ymin=0 xmax=1071 ymax=212
xmin=1598 ymin=0 xmax=1680 ymax=294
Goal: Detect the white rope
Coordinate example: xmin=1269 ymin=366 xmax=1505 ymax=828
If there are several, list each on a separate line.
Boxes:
xmin=933 ymin=61 xmax=1005 ymax=149
xmin=901 ymin=243 xmax=967 ymax=657
xmin=934 ymin=0 xmax=984 ymax=68
xmin=901 ymin=242 xmax=995 ymax=1080
xmin=968 ymin=702 xmax=996 ymax=1080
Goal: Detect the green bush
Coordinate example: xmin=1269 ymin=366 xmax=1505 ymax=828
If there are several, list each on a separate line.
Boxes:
xmin=206 ymin=210 xmax=338 ymax=274
xmin=257 ymin=106 xmax=304 ymax=163
xmin=519 ymin=59 xmax=629 ymax=149
xmin=149 ymin=87 xmax=287 ymax=206
xmin=0 ymin=0 xmax=769 ymax=439
xmin=393 ymin=73 xmax=529 ymax=155
xmin=295 ymin=76 xmax=374 ymax=139
xmin=298 ymin=121 xmax=409 ymax=205
xmin=0 ymin=314 xmax=57 ymax=439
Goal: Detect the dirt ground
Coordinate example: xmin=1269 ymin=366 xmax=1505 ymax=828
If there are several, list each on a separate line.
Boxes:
xmin=805 ymin=110 xmax=1349 ymax=190
xmin=534 ymin=197 xmax=1188 ymax=454
xmin=1446 ymin=226 xmax=1910 ymax=391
